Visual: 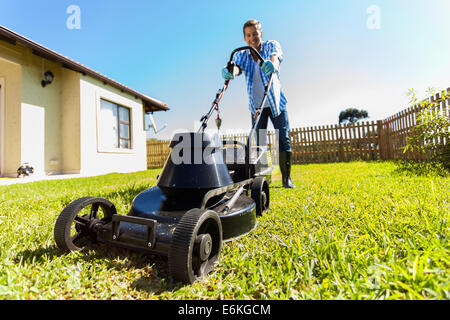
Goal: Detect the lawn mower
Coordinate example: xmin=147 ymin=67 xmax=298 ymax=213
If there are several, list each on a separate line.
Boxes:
xmin=54 ymin=46 xmax=274 ymax=284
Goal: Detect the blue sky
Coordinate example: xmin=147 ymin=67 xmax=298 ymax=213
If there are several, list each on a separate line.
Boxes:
xmin=1 ymin=0 xmax=449 ymax=139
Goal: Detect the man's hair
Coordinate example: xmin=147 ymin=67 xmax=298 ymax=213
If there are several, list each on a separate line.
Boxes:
xmin=243 ymin=19 xmax=262 ymax=34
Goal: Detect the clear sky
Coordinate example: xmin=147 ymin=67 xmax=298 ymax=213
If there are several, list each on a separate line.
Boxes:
xmin=1 ymin=0 xmax=449 ymax=139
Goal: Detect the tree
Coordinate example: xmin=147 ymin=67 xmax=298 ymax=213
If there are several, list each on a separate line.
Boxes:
xmin=338 ymin=108 xmax=369 ymax=124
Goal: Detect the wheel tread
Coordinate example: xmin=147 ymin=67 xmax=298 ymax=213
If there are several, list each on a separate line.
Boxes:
xmin=169 ymin=209 xmax=222 ymax=283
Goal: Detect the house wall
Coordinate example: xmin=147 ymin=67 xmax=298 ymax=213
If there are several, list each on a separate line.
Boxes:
xmin=0 ymin=41 xmax=65 ymax=176
xmin=60 ymin=68 xmax=81 ymax=174
xmin=0 ymin=77 xmax=3 ymax=175
xmin=0 ymin=42 xmax=22 ymax=177
xmin=21 ymin=49 xmax=62 ymax=176
xmin=0 ymin=39 xmax=147 ymax=177
xmin=80 ymin=75 xmax=147 ymax=175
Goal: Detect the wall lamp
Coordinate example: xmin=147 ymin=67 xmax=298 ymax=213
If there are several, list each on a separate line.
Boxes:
xmin=41 ymin=70 xmax=54 ymax=87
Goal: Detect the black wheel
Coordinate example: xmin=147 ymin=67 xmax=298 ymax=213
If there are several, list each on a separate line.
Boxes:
xmin=251 ymin=176 xmax=270 ymax=216
xmin=54 ymin=196 xmax=117 ymax=253
xmin=169 ymin=208 xmax=222 ymax=284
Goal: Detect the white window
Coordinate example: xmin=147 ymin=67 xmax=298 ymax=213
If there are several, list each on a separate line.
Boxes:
xmin=98 ymin=99 xmax=131 ymax=150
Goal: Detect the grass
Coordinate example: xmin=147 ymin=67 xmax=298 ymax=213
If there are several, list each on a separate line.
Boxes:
xmin=0 ymin=161 xmax=448 ymax=300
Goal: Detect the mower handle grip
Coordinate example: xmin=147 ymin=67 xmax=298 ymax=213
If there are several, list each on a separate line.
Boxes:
xmin=226 ymin=46 xmax=264 ymax=83
xmin=228 ymin=46 xmax=264 ymax=66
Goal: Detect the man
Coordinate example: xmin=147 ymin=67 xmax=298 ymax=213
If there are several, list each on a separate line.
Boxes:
xmin=222 ymin=19 xmax=295 ymax=188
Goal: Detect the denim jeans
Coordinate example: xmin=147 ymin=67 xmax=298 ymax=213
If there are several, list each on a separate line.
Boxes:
xmin=251 ymin=108 xmax=292 ymax=152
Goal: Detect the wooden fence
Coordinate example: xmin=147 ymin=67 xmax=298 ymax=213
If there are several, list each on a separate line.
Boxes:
xmin=288 ymin=121 xmax=380 ymax=164
xmin=147 ymin=139 xmax=171 ymax=169
xmin=379 ymin=90 xmax=449 ymax=161
xmin=147 ymin=88 xmax=449 ymax=168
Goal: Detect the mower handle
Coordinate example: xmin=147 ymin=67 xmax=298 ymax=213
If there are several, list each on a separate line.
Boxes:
xmin=198 ymin=47 xmax=268 ymax=133
xmin=228 ymin=46 xmax=265 ymax=66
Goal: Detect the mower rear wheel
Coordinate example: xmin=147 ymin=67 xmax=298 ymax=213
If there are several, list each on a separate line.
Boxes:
xmin=169 ymin=208 xmax=222 ymax=284
xmin=251 ymin=176 xmax=270 ymax=216
xmin=54 ymin=197 xmax=116 ymax=253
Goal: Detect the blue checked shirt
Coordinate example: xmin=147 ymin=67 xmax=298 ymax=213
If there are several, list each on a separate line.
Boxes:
xmin=232 ymin=40 xmax=288 ymax=117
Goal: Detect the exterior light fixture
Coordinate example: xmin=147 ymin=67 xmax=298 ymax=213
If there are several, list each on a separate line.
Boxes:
xmin=41 ymin=70 xmax=54 ymax=87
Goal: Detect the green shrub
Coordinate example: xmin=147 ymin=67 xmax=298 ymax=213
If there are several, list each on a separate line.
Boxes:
xmin=403 ymin=88 xmax=450 ymax=170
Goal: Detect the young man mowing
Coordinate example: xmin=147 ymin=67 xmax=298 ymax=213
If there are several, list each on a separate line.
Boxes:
xmin=222 ymin=19 xmax=295 ymax=188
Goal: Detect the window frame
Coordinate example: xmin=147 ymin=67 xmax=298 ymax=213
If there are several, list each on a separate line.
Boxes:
xmin=117 ymin=104 xmax=131 ymax=149
xmin=97 ymin=97 xmax=134 ymax=153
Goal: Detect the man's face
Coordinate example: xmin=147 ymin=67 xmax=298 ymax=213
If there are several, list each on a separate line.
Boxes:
xmin=244 ymin=25 xmax=263 ymax=50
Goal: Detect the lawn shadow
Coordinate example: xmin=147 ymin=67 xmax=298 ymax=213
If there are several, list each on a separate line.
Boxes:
xmin=17 ymin=241 xmax=184 ymax=294
xmin=391 ymin=160 xmax=448 ymax=177
xmin=75 ymin=182 xmax=186 ymax=292
xmin=78 ymin=243 xmax=185 ymax=294
xmin=17 ymin=245 xmax=64 ymax=264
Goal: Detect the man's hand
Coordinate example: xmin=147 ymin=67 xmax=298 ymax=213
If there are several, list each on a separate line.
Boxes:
xmin=261 ymin=60 xmax=274 ymax=75
xmin=222 ymin=67 xmax=234 ymax=80
xmin=261 ymin=56 xmax=280 ymax=76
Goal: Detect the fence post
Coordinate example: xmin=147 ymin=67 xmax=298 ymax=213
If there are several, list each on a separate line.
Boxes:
xmin=338 ymin=137 xmax=344 ymax=162
xmin=377 ymin=120 xmax=385 ymax=160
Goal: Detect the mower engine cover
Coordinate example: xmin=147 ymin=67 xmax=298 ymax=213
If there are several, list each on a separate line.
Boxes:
xmin=157 ymin=131 xmax=233 ymax=190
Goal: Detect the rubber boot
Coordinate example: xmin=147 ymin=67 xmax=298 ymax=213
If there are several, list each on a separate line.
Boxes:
xmin=279 ymin=151 xmax=295 ymax=188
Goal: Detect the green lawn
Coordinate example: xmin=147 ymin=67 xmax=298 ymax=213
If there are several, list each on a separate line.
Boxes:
xmin=0 ymin=161 xmax=448 ymax=299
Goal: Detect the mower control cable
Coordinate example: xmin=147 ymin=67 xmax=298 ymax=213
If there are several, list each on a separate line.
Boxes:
xmin=198 ymin=82 xmax=229 ymax=132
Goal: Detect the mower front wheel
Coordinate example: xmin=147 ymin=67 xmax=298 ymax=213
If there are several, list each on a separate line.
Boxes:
xmin=169 ymin=208 xmax=222 ymax=284
xmin=54 ymin=196 xmax=117 ymax=253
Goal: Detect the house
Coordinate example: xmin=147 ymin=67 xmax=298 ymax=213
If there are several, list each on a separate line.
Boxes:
xmin=0 ymin=25 xmax=168 ymax=178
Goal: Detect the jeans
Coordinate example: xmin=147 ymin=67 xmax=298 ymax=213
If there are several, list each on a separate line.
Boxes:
xmin=251 ymin=108 xmax=292 ymax=152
